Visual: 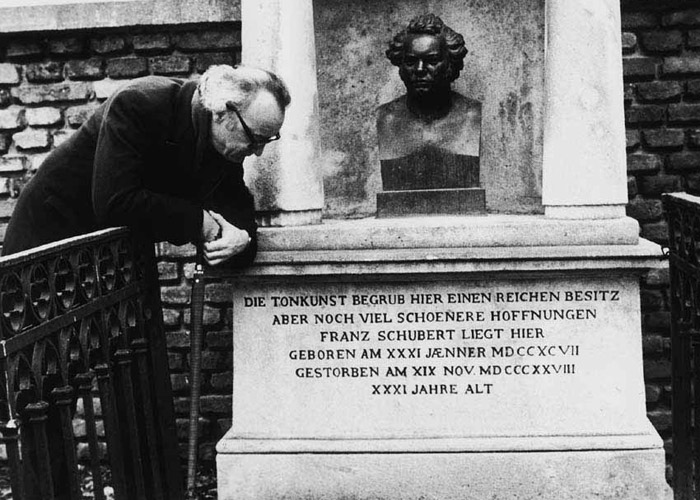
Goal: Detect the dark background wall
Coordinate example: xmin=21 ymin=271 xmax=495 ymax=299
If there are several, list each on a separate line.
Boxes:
xmin=622 ymin=0 xmax=700 ymax=480
xmin=0 ymin=0 xmax=695 ymax=479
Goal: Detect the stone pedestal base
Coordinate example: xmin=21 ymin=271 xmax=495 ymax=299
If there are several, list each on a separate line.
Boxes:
xmin=217 ymin=438 xmax=670 ymax=500
xmin=212 ymin=216 xmax=670 ymax=500
xmin=377 ymin=188 xmax=486 ymax=217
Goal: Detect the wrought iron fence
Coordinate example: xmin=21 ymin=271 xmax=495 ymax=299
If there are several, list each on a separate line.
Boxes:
xmin=0 ymin=227 xmax=183 ymax=500
xmin=665 ymin=192 xmax=700 ymax=500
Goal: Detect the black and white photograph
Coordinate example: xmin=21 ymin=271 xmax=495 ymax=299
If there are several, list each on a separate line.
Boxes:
xmin=0 ymin=0 xmax=693 ymax=498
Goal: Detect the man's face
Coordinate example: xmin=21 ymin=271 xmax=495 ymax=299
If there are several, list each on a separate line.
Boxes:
xmin=399 ymin=33 xmax=451 ymax=97
xmin=211 ymin=90 xmax=285 ymax=163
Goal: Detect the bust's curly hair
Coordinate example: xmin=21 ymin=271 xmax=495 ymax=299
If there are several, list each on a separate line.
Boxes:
xmin=386 ymin=14 xmax=468 ymax=82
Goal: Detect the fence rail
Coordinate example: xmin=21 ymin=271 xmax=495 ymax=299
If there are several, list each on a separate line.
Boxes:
xmin=0 ymin=228 xmax=183 ymax=500
xmin=664 ymin=192 xmax=700 ymax=500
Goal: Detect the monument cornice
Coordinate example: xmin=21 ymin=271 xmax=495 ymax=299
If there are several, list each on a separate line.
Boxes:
xmin=210 ymin=237 xmax=664 ymax=281
xmin=253 ymin=216 xmax=643 ymax=251
xmin=0 ymin=0 xmax=239 ymax=33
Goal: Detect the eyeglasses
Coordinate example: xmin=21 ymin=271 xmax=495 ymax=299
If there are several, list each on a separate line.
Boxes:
xmin=225 ymin=101 xmax=281 ymax=148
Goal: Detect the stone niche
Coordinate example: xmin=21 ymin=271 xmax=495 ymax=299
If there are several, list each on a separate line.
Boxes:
xmin=217 ymin=0 xmax=672 ymax=499
xmin=314 ymin=0 xmax=545 ymax=217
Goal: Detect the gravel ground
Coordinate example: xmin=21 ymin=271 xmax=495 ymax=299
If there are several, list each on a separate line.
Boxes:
xmin=0 ymin=464 xmax=218 ymax=499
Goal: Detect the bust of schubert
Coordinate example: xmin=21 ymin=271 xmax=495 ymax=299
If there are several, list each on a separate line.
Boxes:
xmin=377 ymin=14 xmax=481 ymax=191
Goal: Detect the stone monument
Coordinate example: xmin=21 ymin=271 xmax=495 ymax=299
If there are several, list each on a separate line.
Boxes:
xmin=376 ymin=14 xmax=485 ymax=216
xmin=216 ymin=1 xmax=672 ymax=499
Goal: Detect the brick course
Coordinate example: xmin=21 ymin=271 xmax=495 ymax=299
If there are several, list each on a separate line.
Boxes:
xmin=640 ymin=31 xmax=683 ymax=52
xmin=662 ymin=9 xmax=700 ymax=27
xmin=0 ymin=64 xmax=20 ymax=85
xmin=15 ymin=81 xmax=92 ymax=104
xmin=5 ymin=41 xmax=42 ymax=60
xmin=149 ymin=54 xmax=191 ymax=75
xmin=669 ymin=102 xmax=700 ymax=121
xmin=132 ymin=33 xmax=171 ymax=54
xmin=637 ymin=81 xmax=682 ymax=101
xmin=93 ymin=78 xmax=131 ymax=99
xmin=12 ymin=128 xmax=50 ymax=150
xmin=627 ymin=152 xmax=662 ymax=173
xmin=24 ymin=62 xmax=64 ymax=83
xmin=173 ymin=29 xmax=240 ymax=52
xmin=65 ymin=59 xmax=104 ymax=81
xmin=668 ymin=150 xmax=700 ymax=171
xmin=25 ymin=107 xmax=62 ymax=127
xmin=623 ymin=56 xmax=660 ymax=79
xmin=642 ymin=219 xmax=669 ymax=241
xmin=106 ymin=57 xmax=148 ymax=78
xmin=622 ymin=32 xmax=638 ymax=53
xmin=643 ymin=128 xmax=685 ymax=148
xmin=622 ymin=11 xmax=658 ymax=30
xmin=627 ymin=129 xmax=640 ymax=148
xmin=51 ymin=129 xmax=74 ymax=147
xmin=0 ymin=107 xmax=24 ymax=130
xmin=627 ymin=197 xmax=664 ymax=220
xmin=158 ymin=261 xmax=179 ymax=280
xmin=89 ymin=35 xmax=126 ymax=55
xmin=663 ymin=55 xmax=700 ymax=75
xmin=0 ymin=155 xmax=27 ymax=173
xmin=690 ymin=129 xmax=700 ymax=146
xmin=688 ymin=79 xmax=700 ymax=98
xmin=638 ymin=173 xmax=683 ymax=195
xmin=65 ymin=104 xmax=99 ymax=127
xmin=690 ymin=30 xmax=700 ymax=49
xmin=182 ymin=305 xmax=221 ymax=326
xmin=199 ymin=45 xmax=237 ymax=66
xmin=48 ymin=37 xmax=85 ymax=57
xmin=626 ymin=103 xmax=666 ymax=123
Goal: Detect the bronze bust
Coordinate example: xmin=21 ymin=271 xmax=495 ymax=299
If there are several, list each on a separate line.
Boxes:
xmin=376 ymin=14 xmax=484 ymax=215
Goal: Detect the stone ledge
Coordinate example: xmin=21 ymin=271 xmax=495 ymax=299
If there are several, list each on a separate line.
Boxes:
xmin=257 ymin=215 xmax=641 ymax=252
xmin=217 ymin=447 xmax=671 ymax=500
xmin=207 ymin=216 xmax=667 ymax=281
xmin=210 ymin=237 xmax=665 ymax=279
xmin=0 ymin=0 xmax=239 ymax=33
xmin=218 ymin=423 xmax=663 ymax=454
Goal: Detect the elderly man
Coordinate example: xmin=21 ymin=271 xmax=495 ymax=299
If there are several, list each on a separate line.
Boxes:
xmin=2 ymin=64 xmax=290 ymax=266
xmin=3 ymin=64 xmax=289 ymax=499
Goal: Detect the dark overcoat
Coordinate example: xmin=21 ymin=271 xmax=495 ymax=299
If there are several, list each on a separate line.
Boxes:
xmin=2 ymin=76 xmax=257 ymax=266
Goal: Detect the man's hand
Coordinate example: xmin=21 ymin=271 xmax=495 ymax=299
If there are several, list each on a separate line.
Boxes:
xmin=201 ymin=210 xmax=221 ymax=242
xmin=203 ymin=211 xmax=251 ymax=266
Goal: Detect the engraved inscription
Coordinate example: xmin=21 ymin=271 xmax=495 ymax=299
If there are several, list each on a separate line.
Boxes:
xmin=241 ymin=285 xmax=620 ymax=397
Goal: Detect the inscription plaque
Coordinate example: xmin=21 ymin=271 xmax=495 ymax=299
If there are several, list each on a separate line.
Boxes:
xmin=231 ymin=275 xmax=647 ymax=441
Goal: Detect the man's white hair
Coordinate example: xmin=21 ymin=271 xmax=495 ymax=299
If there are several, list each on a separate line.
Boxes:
xmin=198 ymin=64 xmax=290 ymax=114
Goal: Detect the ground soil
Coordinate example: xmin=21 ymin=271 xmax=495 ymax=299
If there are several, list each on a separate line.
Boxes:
xmin=0 ymin=464 xmax=218 ymax=499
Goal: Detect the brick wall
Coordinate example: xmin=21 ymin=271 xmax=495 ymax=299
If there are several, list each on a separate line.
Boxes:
xmin=0 ymin=2 xmax=689 ymax=473
xmin=156 ymin=242 xmax=237 ymax=460
xmin=622 ymin=1 xmax=700 ymax=479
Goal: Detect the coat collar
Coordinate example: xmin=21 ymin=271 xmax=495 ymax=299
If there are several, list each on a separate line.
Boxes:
xmin=168 ymin=79 xmax=199 ymax=145
xmin=165 ymin=78 xmax=242 ymax=202
xmin=166 ymin=78 xmax=212 ymax=175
